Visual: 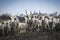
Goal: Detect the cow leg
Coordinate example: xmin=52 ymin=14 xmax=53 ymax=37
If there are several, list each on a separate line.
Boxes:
xmin=40 ymin=25 xmax=43 ymax=31
xmin=2 ymin=28 xmax=5 ymax=36
xmin=52 ymin=24 xmax=56 ymax=30
xmin=36 ymin=25 xmax=39 ymax=32
xmin=0 ymin=29 xmax=2 ymax=37
xmin=13 ymin=27 xmax=16 ymax=34
xmin=44 ymin=25 xmax=48 ymax=31
xmin=38 ymin=25 xmax=40 ymax=31
xmin=38 ymin=25 xmax=42 ymax=32
xmin=49 ymin=22 xmax=53 ymax=30
xmin=4 ymin=27 xmax=8 ymax=35
xmin=44 ymin=25 xmax=47 ymax=29
xmin=48 ymin=24 xmax=50 ymax=30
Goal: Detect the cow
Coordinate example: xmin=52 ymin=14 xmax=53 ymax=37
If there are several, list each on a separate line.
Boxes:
xmin=16 ymin=15 xmax=32 ymax=33
xmin=32 ymin=17 xmax=38 ymax=32
xmin=0 ymin=21 xmax=8 ymax=36
xmin=25 ymin=13 xmax=33 ymax=32
xmin=8 ymin=16 xmax=19 ymax=34
xmin=0 ymin=22 xmax=3 ymax=36
xmin=38 ymin=16 xmax=42 ymax=31
xmin=52 ymin=18 xmax=58 ymax=30
xmin=18 ymin=22 xmax=28 ymax=33
xmin=42 ymin=16 xmax=50 ymax=31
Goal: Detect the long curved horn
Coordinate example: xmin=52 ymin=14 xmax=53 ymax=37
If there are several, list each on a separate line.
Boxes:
xmin=30 ymin=11 xmax=32 ymax=14
xmin=34 ymin=10 xmax=36 ymax=14
xmin=39 ymin=10 xmax=41 ymax=14
xmin=25 ymin=10 xmax=28 ymax=16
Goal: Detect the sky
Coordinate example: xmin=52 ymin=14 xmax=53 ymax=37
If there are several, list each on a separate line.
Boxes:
xmin=0 ymin=0 xmax=60 ymax=15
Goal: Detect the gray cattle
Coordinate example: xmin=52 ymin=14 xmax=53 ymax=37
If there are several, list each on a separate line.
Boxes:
xmin=52 ymin=18 xmax=57 ymax=30
xmin=16 ymin=16 xmax=30 ymax=33
xmin=38 ymin=16 xmax=42 ymax=31
xmin=8 ymin=16 xmax=19 ymax=34
xmin=0 ymin=21 xmax=9 ymax=35
xmin=18 ymin=22 xmax=28 ymax=33
xmin=41 ymin=16 xmax=50 ymax=30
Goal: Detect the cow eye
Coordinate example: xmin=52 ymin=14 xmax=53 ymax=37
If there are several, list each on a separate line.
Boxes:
xmin=35 ymin=16 xmax=36 ymax=17
xmin=26 ymin=16 xmax=28 ymax=18
xmin=2 ymin=22 xmax=4 ymax=24
xmin=14 ymin=18 xmax=16 ymax=20
xmin=40 ymin=17 xmax=42 ymax=19
xmin=36 ymin=17 xmax=38 ymax=18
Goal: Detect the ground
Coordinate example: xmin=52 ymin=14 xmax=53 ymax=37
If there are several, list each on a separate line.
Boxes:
xmin=0 ymin=31 xmax=60 ymax=40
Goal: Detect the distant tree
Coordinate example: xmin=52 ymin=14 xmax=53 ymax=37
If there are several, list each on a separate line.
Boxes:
xmin=0 ymin=13 xmax=11 ymax=20
xmin=33 ymin=10 xmax=39 ymax=15
xmin=57 ymin=14 xmax=60 ymax=18
xmin=25 ymin=10 xmax=28 ymax=16
xmin=39 ymin=10 xmax=42 ymax=15
xmin=49 ymin=12 xmax=58 ymax=17
xmin=20 ymin=13 xmax=24 ymax=17
xmin=54 ymin=12 xmax=58 ymax=16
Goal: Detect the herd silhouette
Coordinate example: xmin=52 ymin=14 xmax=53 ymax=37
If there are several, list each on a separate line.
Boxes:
xmin=0 ymin=11 xmax=60 ymax=37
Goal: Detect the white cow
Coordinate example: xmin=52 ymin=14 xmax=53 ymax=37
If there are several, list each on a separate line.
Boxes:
xmin=56 ymin=18 xmax=60 ymax=23
xmin=31 ymin=15 xmax=39 ymax=32
xmin=0 ymin=22 xmax=3 ymax=36
xmin=0 ymin=20 xmax=11 ymax=35
xmin=48 ymin=16 xmax=53 ymax=22
xmin=32 ymin=17 xmax=38 ymax=28
xmin=38 ymin=17 xmax=42 ymax=30
xmin=24 ymin=16 xmax=29 ymax=23
xmin=52 ymin=18 xmax=57 ymax=30
xmin=1 ymin=21 xmax=8 ymax=35
xmin=42 ymin=17 xmax=50 ymax=30
xmin=18 ymin=23 xmax=28 ymax=33
xmin=0 ymin=22 xmax=2 ymax=29
xmin=8 ymin=16 xmax=19 ymax=34
xmin=17 ymin=16 xmax=29 ymax=33
xmin=41 ymin=16 xmax=45 ymax=20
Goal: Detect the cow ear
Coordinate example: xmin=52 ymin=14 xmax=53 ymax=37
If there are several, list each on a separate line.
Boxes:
xmin=31 ymin=14 xmax=33 ymax=18
xmin=24 ymin=17 xmax=26 ymax=20
xmin=25 ymin=16 xmax=28 ymax=18
xmin=52 ymin=18 xmax=53 ymax=20
xmin=14 ymin=18 xmax=16 ymax=20
xmin=48 ymin=17 xmax=49 ymax=19
xmin=2 ymin=22 xmax=4 ymax=24
xmin=25 ymin=10 xmax=28 ymax=16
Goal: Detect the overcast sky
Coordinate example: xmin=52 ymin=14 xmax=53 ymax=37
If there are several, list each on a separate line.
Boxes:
xmin=0 ymin=0 xmax=60 ymax=15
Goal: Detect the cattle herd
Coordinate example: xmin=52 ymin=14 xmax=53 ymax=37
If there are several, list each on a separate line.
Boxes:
xmin=0 ymin=11 xmax=60 ymax=36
